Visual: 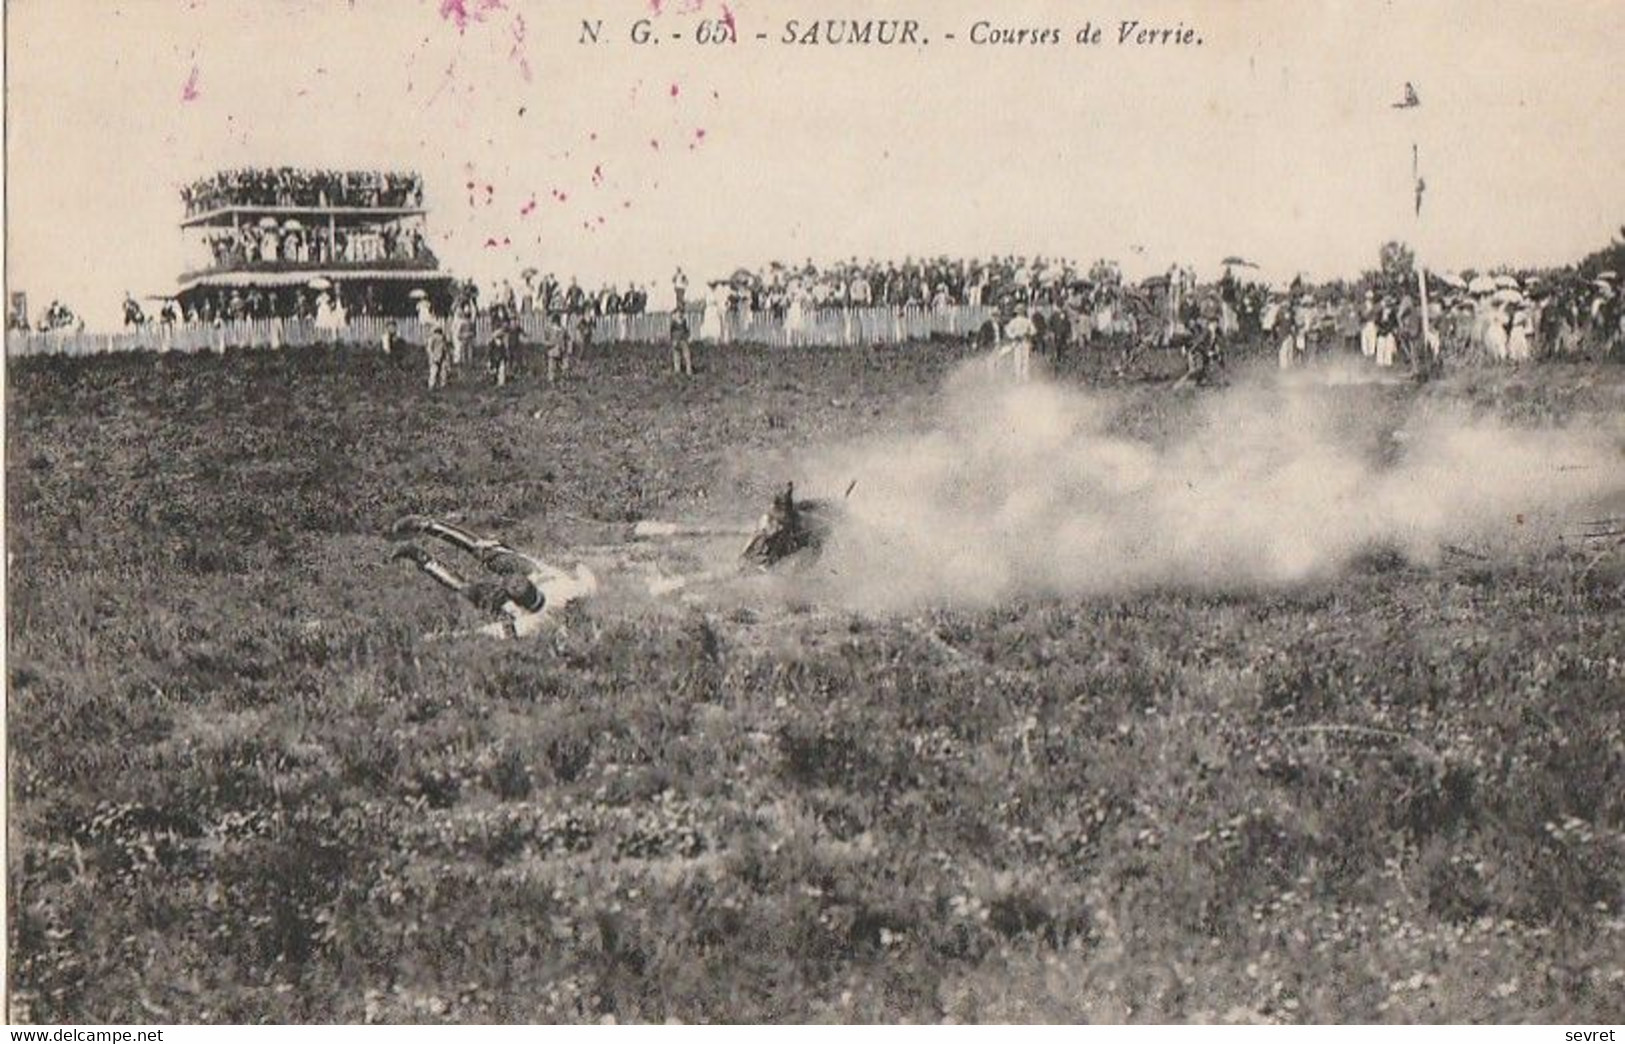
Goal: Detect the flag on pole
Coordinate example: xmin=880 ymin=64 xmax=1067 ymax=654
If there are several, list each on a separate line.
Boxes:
xmin=1391 ymin=83 xmax=1434 ymax=366
xmin=1409 ymin=138 xmax=1425 ymax=218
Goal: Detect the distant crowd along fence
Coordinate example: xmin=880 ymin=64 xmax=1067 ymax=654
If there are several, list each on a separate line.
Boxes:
xmin=4 ymin=305 xmax=1003 ymax=358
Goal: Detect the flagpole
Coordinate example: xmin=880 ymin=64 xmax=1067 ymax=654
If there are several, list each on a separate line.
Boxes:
xmin=1413 ymin=143 xmax=1433 ymax=365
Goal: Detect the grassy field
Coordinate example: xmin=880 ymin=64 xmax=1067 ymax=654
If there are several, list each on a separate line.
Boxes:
xmin=6 ymin=337 xmax=1624 ymax=1023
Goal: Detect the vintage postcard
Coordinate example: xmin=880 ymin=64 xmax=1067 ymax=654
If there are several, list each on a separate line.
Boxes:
xmin=4 ymin=0 xmax=1623 ymax=1028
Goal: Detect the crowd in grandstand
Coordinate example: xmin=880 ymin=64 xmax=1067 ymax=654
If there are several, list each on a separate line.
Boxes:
xmin=173 ymin=284 xmax=406 ymax=324
xmin=196 ymin=221 xmax=434 ymax=271
xmin=181 ymin=169 xmax=425 ymax=216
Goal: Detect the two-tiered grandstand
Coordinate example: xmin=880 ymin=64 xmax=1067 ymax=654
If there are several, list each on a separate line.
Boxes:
xmin=175 ymin=168 xmax=457 ymax=320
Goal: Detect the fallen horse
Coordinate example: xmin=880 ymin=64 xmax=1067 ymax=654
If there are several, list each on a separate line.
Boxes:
xmin=740 ymin=481 xmax=848 ymax=569
xmin=631 ymin=481 xmax=851 ymax=570
xmin=628 ymin=481 xmax=853 ymax=598
xmin=389 ymin=483 xmax=851 ymax=638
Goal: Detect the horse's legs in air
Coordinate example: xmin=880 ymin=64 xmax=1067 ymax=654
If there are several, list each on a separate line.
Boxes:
xmin=419 ymin=519 xmax=504 ymax=557
xmin=397 ymin=517 xmax=531 ymax=575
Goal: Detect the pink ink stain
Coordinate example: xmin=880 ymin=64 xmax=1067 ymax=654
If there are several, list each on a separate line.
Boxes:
xmin=520 ymin=196 xmax=537 ymax=216
xmin=180 ymin=65 xmax=201 ymax=102
xmin=695 ymin=127 xmax=707 ymax=140
xmin=720 ymin=4 xmax=736 ymax=37
xmin=650 ymin=139 xmax=660 ymax=151
xmin=669 ymin=83 xmax=680 ymax=98
xmin=439 ymin=0 xmax=504 ymax=34
xmin=591 ymin=164 xmax=604 ymax=186
xmin=648 ymin=0 xmax=663 ymax=13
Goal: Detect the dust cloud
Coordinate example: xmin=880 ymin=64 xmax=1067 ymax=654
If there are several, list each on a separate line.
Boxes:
xmin=798 ymin=364 xmax=1624 ymax=611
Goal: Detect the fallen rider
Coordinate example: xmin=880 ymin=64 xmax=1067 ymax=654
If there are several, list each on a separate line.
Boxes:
xmin=390 ymin=516 xmax=598 ymax=638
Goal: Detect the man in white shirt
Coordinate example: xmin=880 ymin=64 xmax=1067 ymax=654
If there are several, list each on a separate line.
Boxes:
xmin=390 ymin=517 xmax=597 ymax=639
xmin=673 ymin=267 xmax=690 ymax=310
xmin=989 ymin=298 xmax=1037 ymax=382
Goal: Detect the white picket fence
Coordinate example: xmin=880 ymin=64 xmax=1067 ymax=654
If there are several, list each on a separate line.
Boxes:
xmin=5 ymin=305 xmax=1000 ymax=359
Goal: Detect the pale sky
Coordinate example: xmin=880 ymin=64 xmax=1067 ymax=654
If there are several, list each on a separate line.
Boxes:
xmin=6 ymin=0 xmax=1623 ymax=327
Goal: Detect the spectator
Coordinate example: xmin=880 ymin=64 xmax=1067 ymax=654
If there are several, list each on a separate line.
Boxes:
xmin=488 ymin=322 xmax=515 ymax=387
xmin=452 ymin=293 xmax=477 ymax=367
xmin=425 ymin=325 xmax=451 ymax=389
xmin=670 ymin=307 xmax=694 ymax=377
xmin=543 ymin=311 xmax=569 ymax=384
xmin=182 ymin=168 xmax=425 ymax=215
xmin=699 ymin=281 xmax=727 ymax=344
xmin=998 ymin=300 xmax=1037 ymax=382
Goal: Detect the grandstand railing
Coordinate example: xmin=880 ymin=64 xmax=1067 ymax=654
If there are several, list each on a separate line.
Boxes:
xmin=5 ymin=305 xmax=1001 ymax=358
xmin=178 ymin=255 xmax=441 ymax=282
